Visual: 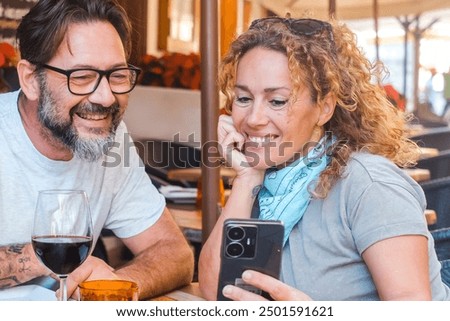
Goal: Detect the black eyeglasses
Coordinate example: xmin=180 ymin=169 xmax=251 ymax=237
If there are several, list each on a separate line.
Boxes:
xmin=39 ymin=64 xmax=141 ymax=96
xmin=249 ymin=17 xmax=334 ymax=42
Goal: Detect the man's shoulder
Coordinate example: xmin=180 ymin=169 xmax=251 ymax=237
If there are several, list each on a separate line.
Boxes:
xmin=0 ymin=90 xmax=20 ymax=118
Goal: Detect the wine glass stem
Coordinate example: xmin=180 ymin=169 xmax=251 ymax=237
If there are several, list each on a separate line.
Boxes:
xmin=60 ymin=276 xmax=68 ymax=301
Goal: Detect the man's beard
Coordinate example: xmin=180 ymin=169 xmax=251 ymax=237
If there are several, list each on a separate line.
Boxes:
xmin=37 ymin=78 xmax=123 ymax=162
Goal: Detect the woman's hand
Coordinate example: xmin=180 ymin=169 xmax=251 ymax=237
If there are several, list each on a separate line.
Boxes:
xmin=218 ymin=115 xmax=264 ymax=181
xmin=221 ymin=270 xmax=312 ymax=301
xmin=218 ymin=115 xmax=247 ymax=171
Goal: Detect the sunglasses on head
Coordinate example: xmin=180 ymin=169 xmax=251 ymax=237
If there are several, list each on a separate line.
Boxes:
xmin=249 ymin=17 xmax=334 ymax=42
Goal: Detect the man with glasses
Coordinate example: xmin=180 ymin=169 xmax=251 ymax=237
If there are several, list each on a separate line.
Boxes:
xmin=0 ymin=0 xmax=194 ymax=300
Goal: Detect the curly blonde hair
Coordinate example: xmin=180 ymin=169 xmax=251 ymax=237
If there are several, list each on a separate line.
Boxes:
xmin=219 ymin=18 xmax=420 ymax=197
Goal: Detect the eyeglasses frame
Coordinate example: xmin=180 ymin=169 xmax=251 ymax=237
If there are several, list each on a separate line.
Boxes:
xmin=38 ymin=63 xmax=142 ymax=96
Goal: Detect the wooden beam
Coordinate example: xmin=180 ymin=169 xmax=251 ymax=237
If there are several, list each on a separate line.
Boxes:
xmin=200 ymin=0 xmax=221 ymax=244
xmin=116 ymin=0 xmax=148 ymax=66
xmin=220 ymin=0 xmax=238 ymax=57
xmin=373 ymin=0 xmax=380 ymax=63
xmin=157 ymin=0 xmax=170 ymax=51
xmin=328 ymin=0 xmax=336 ymax=19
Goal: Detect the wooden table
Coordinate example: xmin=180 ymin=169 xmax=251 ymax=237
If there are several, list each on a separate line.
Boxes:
xmin=419 ymin=147 xmax=439 ymax=159
xmin=403 ymin=168 xmax=431 ymax=182
xmin=151 ymin=283 xmax=205 ymax=301
xmin=167 ymin=167 xmax=236 ymax=182
xmin=425 ymin=209 xmax=437 ymax=226
xmin=407 ymin=124 xmax=425 ymax=137
xmin=169 ymin=207 xmax=202 ymax=243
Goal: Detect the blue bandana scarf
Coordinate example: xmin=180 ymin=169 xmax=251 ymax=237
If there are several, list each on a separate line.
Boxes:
xmin=258 ymin=135 xmax=332 ymax=245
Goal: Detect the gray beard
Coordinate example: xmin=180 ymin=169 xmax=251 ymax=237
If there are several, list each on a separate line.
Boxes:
xmin=37 ymin=76 xmax=119 ymax=162
xmin=70 ymin=134 xmax=115 ymax=162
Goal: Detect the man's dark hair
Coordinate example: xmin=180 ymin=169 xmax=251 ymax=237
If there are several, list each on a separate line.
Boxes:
xmin=16 ymin=0 xmax=132 ymax=64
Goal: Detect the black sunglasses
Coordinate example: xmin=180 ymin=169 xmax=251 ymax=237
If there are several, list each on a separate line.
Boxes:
xmin=249 ymin=17 xmax=334 ymax=42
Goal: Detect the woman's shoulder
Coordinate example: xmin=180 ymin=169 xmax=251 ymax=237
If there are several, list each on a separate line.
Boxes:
xmin=345 ymin=152 xmax=405 ymax=182
xmin=329 ymin=152 xmax=427 ymax=219
xmin=339 ymin=152 xmax=425 ymax=203
xmin=339 ymin=152 xmax=423 ymax=194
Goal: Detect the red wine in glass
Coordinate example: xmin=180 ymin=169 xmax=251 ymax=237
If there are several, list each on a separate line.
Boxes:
xmin=32 ymin=190 xmax=93 ymax=301
xmin=32 ymin=235 xmax=92 ymax=276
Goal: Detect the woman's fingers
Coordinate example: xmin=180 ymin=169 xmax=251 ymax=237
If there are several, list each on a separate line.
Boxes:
xmin=218 ymin=115 xmax=247 ymax=168
xmin=222 ymin=270 xmax=312 ymax=301
xmin=222 ymin=284 xmax=269 ymax=301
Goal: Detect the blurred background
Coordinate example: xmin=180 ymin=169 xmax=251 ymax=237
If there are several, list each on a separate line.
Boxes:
xmin=2 ymin=0 xmax=450 ymax=115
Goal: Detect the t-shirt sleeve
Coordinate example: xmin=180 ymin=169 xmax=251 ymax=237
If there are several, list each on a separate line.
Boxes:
xmin=101 ymin=124 xmax=166 ymax=238
xmin=349 ymin=181 xmax=428 ymax=254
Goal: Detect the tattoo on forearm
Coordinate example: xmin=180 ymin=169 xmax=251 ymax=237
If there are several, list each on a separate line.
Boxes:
xmin=252 ymin=185 xmax=262 ymax=199
xmin=7 ymin=244 xmax=31 ymax=273
xmin=18 ymin=257 xmax=31 ymax=273
xmin=0 ymin=244 xmax=33 ymax=287
xmin=8 ymin=244 xmax=25 ymax=254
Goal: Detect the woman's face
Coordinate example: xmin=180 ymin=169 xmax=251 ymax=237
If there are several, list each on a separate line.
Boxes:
xmin=232 ymin=47 xmax=325 ymax=169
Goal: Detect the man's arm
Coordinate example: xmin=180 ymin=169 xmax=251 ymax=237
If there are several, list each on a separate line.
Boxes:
xmin=66 ymin=207 xmax=194 ymax=299
xmin=117 ymin=207 xmax=194 ymax=299
xmin=0 ymin=243 xmax=50 ymax=289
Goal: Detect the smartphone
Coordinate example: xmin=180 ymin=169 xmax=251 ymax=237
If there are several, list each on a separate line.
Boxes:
xmin=216 ymin=218 xmax=284 ymax=300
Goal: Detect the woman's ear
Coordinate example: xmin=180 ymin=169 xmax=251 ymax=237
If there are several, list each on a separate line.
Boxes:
xmin=16 ymin=59 xmax=40 ymax=101
xmin=317 ymin=93 xmax=336 ymax=126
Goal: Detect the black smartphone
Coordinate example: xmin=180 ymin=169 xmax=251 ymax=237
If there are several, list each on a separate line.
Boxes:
xmin=216 ymin=218 xmax=284 ymax=301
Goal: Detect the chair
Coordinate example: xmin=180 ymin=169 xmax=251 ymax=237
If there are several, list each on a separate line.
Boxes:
xmin=411 ymin=103 xmax=448 ymax=129
xmin=91 ymin=236 xmax=109 ymax=263
xmin=0 ymin=67 xmax=20 ymax=92
xmin=134 ymin=138 xmax=201 ymax=188
xmin=411 ymin=125 xmax=450 ymax=151
xmin=420 ymin=176 xmax=450 ymax=286
xmin=431 ymin=228 xmax=450 ymax=287
xmin=416 ymin=149 xmax=450 ymax=180
xmin=420 ymin=176 xmax=450 ymax=230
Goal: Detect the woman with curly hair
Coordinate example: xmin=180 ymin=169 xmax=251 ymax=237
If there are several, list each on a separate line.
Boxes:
xmin=199 ymin=16 xmax=450 ymax=300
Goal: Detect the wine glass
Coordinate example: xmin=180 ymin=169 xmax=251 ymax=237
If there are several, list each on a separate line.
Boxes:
xmin=31 ymin=190 xmax=93 ymax=301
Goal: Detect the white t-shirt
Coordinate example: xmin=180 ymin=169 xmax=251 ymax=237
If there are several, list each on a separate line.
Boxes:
xmin=0 ymin=90 xmax=165 ymax=246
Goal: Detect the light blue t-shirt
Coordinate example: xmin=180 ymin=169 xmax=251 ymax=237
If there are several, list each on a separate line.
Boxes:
xmin=281 ymin=152 xmax=450 ymax=300
xmin=0 ymin=90 xmax=165 ymax=246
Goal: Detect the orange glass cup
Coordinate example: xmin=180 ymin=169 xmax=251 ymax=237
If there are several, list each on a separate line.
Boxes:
xmin=79 ymin=280 xmax=139 ymax=301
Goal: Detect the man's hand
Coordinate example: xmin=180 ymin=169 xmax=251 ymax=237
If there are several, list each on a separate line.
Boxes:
xmin=221 ymin=270 xmax=312 ymax=301
xmin=60 ymin=256 xmax=120 ymax=299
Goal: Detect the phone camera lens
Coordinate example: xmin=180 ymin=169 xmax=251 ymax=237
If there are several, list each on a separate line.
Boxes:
xmin=226 ymin=242 xmax=244 ymax=258
xmin=227 ymin=226 xmax=245 ymax=241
